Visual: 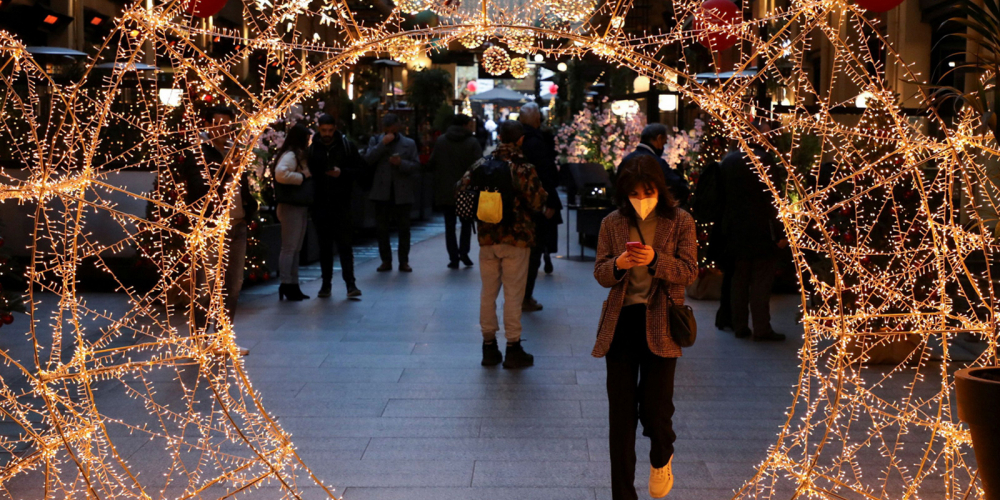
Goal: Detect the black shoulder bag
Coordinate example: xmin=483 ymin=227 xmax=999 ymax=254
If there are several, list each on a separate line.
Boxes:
xmin=273 ymin=152 xmax=315 ymax=206
xmin=634 ymin=219 xmax=697 ymax=348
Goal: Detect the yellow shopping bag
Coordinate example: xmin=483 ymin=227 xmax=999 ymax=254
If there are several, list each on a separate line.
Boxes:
xmin=477 ymin=191 xmax=504 ymax=224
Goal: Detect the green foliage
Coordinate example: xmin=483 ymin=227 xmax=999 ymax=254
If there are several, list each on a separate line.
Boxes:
xmin=407 ymin=68 xmax=453 ymax=127
xmin=433 ymin=102 xmax=455 ymax=132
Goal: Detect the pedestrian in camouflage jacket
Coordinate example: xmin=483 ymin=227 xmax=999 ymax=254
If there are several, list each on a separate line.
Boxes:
xmin=456 ymin=142 xmax=547 ymax=248
xmin=456 ymin=121 xmax=547 ymax=370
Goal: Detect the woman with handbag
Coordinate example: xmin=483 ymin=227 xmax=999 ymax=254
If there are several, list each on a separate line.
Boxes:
xmin=593 ymin=155 xmax=698 ymax=500
xmin=273 ymin=124 xmax=314 ymax=301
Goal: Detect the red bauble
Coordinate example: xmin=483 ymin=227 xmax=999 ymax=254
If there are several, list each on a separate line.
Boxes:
xmin=839 ymin=207 xmax=852 ymax=217
xmin=466 ymin=81 xmax=477 ymax=93
xmin=855 ymin=0 xmax=904 ymax=12
xmin=249 ymin=273 xmax=258 ymax=282
xmin=248 ymin=221 xmax=259 ymax=231
xmin=263 ymin=272 xmax=270 ymax=280
xmin=1 ymin=314 xmax=13 ymax=325
xmin=695 ymin=0 xmax=741 ymax=51
xmin=185 ymin=0 xmax=227 ymax=18
xmin=547 ymin=83 xmax=559 ymax=95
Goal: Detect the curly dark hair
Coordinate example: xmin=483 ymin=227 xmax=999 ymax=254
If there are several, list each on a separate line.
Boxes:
xmin=613 ymin=154 xmax=677 ymax=221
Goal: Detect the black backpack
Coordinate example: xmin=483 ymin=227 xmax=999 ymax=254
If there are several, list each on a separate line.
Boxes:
xmin=456 ymin=156 xmax=516 ymax=224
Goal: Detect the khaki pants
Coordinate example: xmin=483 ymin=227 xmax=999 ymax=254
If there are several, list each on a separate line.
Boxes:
xmin=479 ymin=244 xmax=531 ymax=342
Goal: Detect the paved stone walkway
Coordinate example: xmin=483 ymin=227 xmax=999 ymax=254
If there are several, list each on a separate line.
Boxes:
xmin=226 ymin=218 xmax=807 ymax=500
xmin=1 ymin=212 xmax=812 ymax=500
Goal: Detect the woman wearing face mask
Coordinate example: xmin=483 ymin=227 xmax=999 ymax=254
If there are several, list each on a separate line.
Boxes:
xmin=593 ymin=155 xmax=698 ymax=500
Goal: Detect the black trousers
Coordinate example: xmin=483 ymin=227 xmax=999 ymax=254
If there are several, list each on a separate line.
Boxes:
xmin=716 ymin=257 xmax=734 ymax=328
xmin=525 ymin=245 xmax=542 ymax=300
xmin=731 ymin=255 xmax=776 ymax=335
xmin=442 ymin=205 xmax=472 ymax=263
xmin=313 ymin=207 xmax=355 ymax=287
xmin=374 ymin=202 xmax=411 ymax=265
xmin=524 ymin=213 xmax=548 ymax=300
xmin=606 ymin=304 xmax=677 ymax=500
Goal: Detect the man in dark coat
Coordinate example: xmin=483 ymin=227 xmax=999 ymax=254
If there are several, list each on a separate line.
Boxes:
xmin=718 ymin=122 xmax=787 ymax=342
xmin=518 ymin=102 xmax=561 ymax=312
xmin=618 ymin=123 xmax=690 ymax=205
xmin=365 ymin=113 xmax=421 ymax=272
xmin=308 ymin=114 xmax=363 ymax=299
xmin=427 ymin=114 xmax=483 ymax=268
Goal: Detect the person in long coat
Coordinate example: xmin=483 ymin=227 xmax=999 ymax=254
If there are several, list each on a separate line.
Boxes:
xmin=427 ymin=113 xmax=483 ymax=268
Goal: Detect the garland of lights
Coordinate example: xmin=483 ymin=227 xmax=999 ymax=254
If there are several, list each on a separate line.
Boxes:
xmin=0 ymin=0 xmax=997 ymax=496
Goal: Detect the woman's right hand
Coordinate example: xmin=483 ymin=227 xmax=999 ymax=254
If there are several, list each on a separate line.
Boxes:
xmin=615 ymin=251 xmax=637 ymax=271
xmin=302 ymin=167 xmax=312 ymax=179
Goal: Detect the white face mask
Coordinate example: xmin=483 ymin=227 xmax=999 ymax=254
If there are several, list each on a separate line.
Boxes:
xmin=629 ymin=196 xmax=658 ymax=220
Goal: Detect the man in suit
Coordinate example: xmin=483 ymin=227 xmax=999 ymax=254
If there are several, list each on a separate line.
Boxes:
xmin=718 ymin=120 xmax=787 ymax=341
xmin=365 ymin=113 xmax=421 ymax=273
xmin=308 ymin=114 xmax=363 ymax=298
xmin=618 ymin=123 xmax=690 ymax=205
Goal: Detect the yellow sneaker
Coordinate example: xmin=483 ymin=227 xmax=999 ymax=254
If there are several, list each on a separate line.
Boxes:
xmin=649 ymin=456 xmax=674 ymax=498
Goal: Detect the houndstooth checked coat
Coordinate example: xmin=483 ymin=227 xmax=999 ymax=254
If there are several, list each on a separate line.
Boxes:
xmin=592 ymin=209 xmax=699 ymax=358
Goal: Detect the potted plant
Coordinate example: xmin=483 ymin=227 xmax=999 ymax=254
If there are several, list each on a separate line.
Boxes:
xmin=956 ymin=367 xmax=1000 ymax=499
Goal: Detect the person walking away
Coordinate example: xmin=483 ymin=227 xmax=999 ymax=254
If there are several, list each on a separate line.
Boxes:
xmin=690 ymin=159 xmax=732 ymax=329
xmin=457 ymin=120 xmax=547 ymax=369
xmin=718 ymin=120 xmax=787 ymax=341
xmin=182 ymin=106 xmax=257 ymax=356
xmin=592 ymin=155 xmax=698 ymax=500
xmin=308 ymin=114 xmax=363 ymax=299
xmin=618 ymin=123 xmax=690 ymax=205
xmin=518 ymin=103 xmax=562 ymax=312
xmin=474 ymin=116 xmax=489 ymax=150
xmin=365 ymin=114 xmax=421 ymax=272
xmin=427 ymin=114 xmax=483 ymax=268
xmin=274 ymin=124 xmax=313 ymax=301
xmin=485 ymin=117 xmax=497 ymax=146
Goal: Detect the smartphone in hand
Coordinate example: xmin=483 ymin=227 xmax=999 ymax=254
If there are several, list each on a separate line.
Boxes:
xmin=625 ymin=242 xmax=644 ymax=251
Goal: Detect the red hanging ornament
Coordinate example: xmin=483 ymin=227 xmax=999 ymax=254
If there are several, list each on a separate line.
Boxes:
xmin=855 ymin=0 xmax=904 ymax=12
xmin=185 ymin=0 xmax=227 ymax=18
xmin=466 ymin=81 xmax=477 ymax=93
xmin=1 ymin=314 xmax=13 ymax=325
xmin=695 ymin=0 xmax=741 ymax=51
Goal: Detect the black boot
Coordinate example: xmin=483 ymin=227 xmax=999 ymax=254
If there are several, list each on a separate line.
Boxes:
xmin=481 ymin=341 xmax=502 ymax=367
xmin=317 ymin=282 xmax=332 ymax=298
xmin=502 ymin=341 xmax=534 ymax=369
xmin=279 ymin=284 xmax=309 ymax=301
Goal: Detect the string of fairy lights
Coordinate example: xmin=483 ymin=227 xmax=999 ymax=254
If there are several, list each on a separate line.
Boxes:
xmin=0 ymin=0 xmax=998 ymax=496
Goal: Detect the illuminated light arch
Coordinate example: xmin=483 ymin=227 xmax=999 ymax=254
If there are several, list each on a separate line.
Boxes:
xmin=0 ymin=0 xmax=997 ymax=497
